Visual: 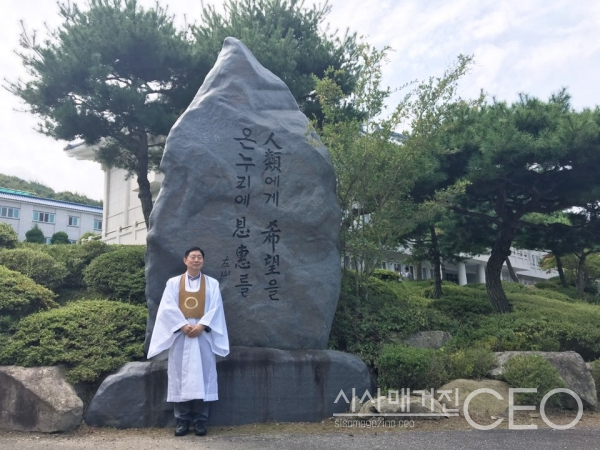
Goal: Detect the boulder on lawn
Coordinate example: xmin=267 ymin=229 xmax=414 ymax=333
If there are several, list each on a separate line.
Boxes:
xmin=492 ymin=351 xmax=597 ymax=410
xmin=0 ymin=366 xmax=83 ymax=432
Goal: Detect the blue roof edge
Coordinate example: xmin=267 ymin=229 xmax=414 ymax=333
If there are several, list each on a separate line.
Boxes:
xmin=0 ymin=189 xmax=103 ymax=211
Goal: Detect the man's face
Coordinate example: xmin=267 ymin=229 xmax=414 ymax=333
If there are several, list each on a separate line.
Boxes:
xmin=184 ymin=250 xmax=204 ymax=272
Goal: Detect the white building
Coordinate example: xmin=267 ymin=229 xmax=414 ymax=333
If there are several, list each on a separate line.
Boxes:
xmin=0 ymin=188 xmax=103 ymax=244
xmin=65 ymin=140 xmax=163 ymax=245
xmin=65 ymin=144 xmax=555 ymax=285
xmin=379 ymin=248 xmax=554 ymax=286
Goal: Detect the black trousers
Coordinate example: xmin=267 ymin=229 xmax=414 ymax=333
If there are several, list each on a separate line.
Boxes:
xmin=174 ymin=399 xmax=211 ymax=424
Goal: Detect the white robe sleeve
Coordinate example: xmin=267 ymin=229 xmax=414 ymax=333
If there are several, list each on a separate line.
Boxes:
xmin=147 ymin=278 xmax=189 ymax=359
xmin=199 ymin=278 xmax=230 ymax=357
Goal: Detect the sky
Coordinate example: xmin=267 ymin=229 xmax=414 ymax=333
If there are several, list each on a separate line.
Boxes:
xmin=1 ymin=0 xmax=599 ymax=201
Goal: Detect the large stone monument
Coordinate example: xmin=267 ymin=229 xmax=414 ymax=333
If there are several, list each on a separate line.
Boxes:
xmin=145 ymin=37 xmax=342 ymax=351
xmin=86 ymin=37 xmax=371 ymax=428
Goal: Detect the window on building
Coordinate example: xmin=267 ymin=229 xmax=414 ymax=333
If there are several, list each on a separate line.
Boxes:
xmin=68 ymin=216 xmax=79 ymax=227
xmin=422 ymin=268 xmax=428 ymax=279
xmin=93 ymin=219 xmax=103 ymax=231
xmin=45 ymin=237 xmax=52 ymax=244
xmin=0 ymin=206 xmax=19 ymax=219
xmin=69 ymin=239 xmax=78 ymax=244
xmin=33 ymin=211 xmax=55 ymax=223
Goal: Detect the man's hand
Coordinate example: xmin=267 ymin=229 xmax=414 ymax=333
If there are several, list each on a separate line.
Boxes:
xmin=180 ymin=324 xmax=193 ymax=336
xmin=187 ymin=324 xmax=206 ymax=338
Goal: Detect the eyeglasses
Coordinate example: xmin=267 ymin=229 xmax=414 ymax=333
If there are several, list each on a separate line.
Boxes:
xmin=187 ymin=256 xmax=203 ymax=261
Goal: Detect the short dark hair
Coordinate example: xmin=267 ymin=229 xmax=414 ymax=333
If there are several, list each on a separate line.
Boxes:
xmin=184 ymin=247 xmax=205 ymax=258
xmin=404 ymin=266 xmax=409 ymax=271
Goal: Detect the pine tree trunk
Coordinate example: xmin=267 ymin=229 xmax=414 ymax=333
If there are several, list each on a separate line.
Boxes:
xmin=577 ymin=253 xmax=587 ymax=297
xmin=485 ymin=230 xmax=514 ymax=313
xmin=505 ymin=257 xmax=519 ymax=282
xmin=429 ymin=225 xmax=443 ymax=299
xmin=555 ymin=255 xmax=568 ymax=288
xmin=135 ymin=133 xmax=153 ymax=228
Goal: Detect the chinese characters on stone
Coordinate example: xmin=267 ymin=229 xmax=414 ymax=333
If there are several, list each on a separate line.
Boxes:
xmin=223 ymin=128 xmax=284 ymax=300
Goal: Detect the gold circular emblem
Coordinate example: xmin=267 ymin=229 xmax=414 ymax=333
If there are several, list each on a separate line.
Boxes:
xmin=184 ymin=297 xmax=199 ymax=310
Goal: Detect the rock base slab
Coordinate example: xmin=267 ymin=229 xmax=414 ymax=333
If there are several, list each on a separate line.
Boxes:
xmin=84 ymin=347 xmax=372 ymax=427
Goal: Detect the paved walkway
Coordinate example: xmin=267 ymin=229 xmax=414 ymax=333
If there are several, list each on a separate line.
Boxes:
xmin=1 ymin=428 xmax=599 ymax=450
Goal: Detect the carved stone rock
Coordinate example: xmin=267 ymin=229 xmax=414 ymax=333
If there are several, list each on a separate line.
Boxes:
xmin=0 ymin=366 xmax=83 ymax=432
xmin=84 ymin=347 xmax=373 ymax=427
xmin=145 ymin=37 xmax=341 ymax=351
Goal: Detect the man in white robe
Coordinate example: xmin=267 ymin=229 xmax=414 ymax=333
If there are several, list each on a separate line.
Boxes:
xmin=148 ymin=247 xmax=229 ymax=437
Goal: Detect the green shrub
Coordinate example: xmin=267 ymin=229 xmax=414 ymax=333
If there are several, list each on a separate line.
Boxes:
xmin=44 ymin=240 xmax=112 ymax=288
xmin=377 ymin=344 xmax=497 ymax=391
xmin=371 ymin=268 xmax=400 ymax=282
xmin=427 ymin=283 xmax=494 ymax=323
xmin=446 ymin=348 xmax=497 ymax=380
xmin=590 ymin=359 xmax=600 ymax=401
xmin=50 ymin=231 xmax=70 ymax=245
xmin=0 ymin=265 xmax=58 ymax=332
xmin=528 ymin=287 xmax=575 ymax=303
xmin=535 ymin=278 xmax=582 ymax=301
xmin=0 ymin=300 xmax=146 ymax=383
xmin=0 ymin=248 xmax=69 ymax=290
xmin=0 ymin=223 xmax=18 ymax=249
xmin=447 ymin=291 xmax=600 ymax=360
xmin=83 ymin=245 xmax=146 ymax=304
xmin=377 ymin=345 xmax=448 ymax=391
xmin=329 ymin=270 xmax=457 ymax=368
xmin=25 ymin=225 xmax=45 ymax=244
xmin=501 ymin=355 xmax=567 ymax=407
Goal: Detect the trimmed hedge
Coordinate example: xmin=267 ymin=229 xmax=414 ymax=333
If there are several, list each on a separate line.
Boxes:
xmin=0 ymin=300 xmax=146 ymax=383
xmin=502 ymin=355 xmax=567 ymax=407
xmin=376 ymin=345 xmax=496 ymax=391
xmin=0 ymin=248 xmax=68 ymax=290
xmin=371 ymin=268 xmax=401 ymax=282
xmin=0 ymin=265 xmax=58 ymax=332
xmin=426 ymin=283 xmax=494 ymax=324
xmin=83 ymin=245 xmax=146 ymax=304
xmin=44 ymin=240 xmax=112 ymax=288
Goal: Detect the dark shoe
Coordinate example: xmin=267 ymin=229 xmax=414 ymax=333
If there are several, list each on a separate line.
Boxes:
xmin=174 ymin=419 xmax=190 ymax=436
xmin=194 ymin=421 xmax=208 ymax=436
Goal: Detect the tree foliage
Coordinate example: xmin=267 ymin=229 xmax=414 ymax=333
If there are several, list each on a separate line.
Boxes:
xmin=314 ymin=45 xmax=472 ymax=295
xmin=193 ymin=0 xmax=359 ymax=122
xmin=438 ymin=91 xmax=600 ymax=311
xmin=8 ymin=0 xmax=203 ymax=227
xmin=9 ymin=0 xmax=359 ymax=226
